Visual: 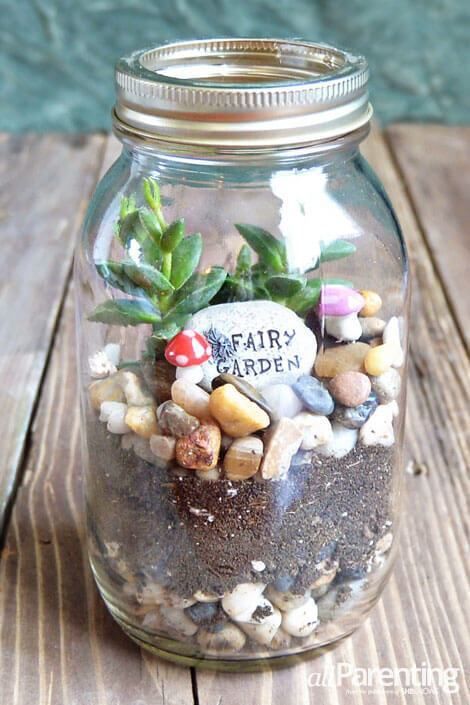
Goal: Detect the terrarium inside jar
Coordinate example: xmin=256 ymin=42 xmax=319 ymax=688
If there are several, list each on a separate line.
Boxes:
xmin=75 ymin=39 xmax=409 ymax=668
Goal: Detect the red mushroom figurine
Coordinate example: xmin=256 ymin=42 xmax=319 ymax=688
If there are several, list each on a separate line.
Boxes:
xmin=164 ymin=329 xmax=212 ymax=368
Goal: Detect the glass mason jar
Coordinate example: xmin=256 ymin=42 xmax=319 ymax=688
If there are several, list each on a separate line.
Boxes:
xmin=75 ymin=39 xmax=409 ymax=669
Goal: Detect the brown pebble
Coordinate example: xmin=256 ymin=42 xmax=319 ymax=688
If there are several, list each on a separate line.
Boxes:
xmin=157 ymin=401 xmax=200 ymax=438
xmin=329 ymin=372 xmax=371 ymax=408
xmin=223 ymin=436 xmax=264 ymax=481
xmin=314 ymin=343 xmax=370 ymax=378
xmin=176 ymin=422 xmax=221 ymax=471
xmin=141 ymin=359 xmax=175 ymax=404
xmin=261 ymin=418 xmax=303 ymax=480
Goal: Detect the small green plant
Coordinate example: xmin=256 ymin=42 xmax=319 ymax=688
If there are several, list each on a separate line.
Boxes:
xmin=89 ymin=178 xmax=227 ymax=354
xmin=213 ymin=224 xmax=355 ymax=313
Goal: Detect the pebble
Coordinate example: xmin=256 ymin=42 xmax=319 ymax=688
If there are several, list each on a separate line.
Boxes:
xmin=360 ymin=402 xmax=398 ymax=447
xmin=238 ymin=599 xmax=282 ymax=646
xmin=209 ymin=384 xmax=270 ymax=437
xmin=359 ymin=316 xmax=386 ymax=340
xmin=175 ymin=422 xmax=221 ymax=470
xmin=221 ymin=582 xmax=266 ymax=622
xmin=119 ymin=370 xmax=154 ymax=406
xmin=188 ymin=300 xmax=317 ymax=389
xmin=99 ymin=401 xmax=129 ymax=434
xmin=370 ymin=368 xmax=401 ymax=403
xmin=309 ymin=560 xmax=339 ymax=598
xmin=223 ymin=436 xmax=264 ymax=481
xmin=332 ymin=392 xmax=378 ymax=429
xmin=292 ymin=375 xmax=334 ymax=415
xmin=193 ymin=589 xmax=223 ymax=603
xmin=325 ymin=312 xmax=362 ymax=342
xmin=195 ymin=466 xmax=221 ymax=481
xmin=160 ymin=606 xmax=198 ymax=637
xmin=121 ymin=433 xmax=155 ymax=464
xmin=383 ymin=316 xmax=404 ymax=367
xmin=281 ymin=597 xmax=319 ymax=638
xmin=176 ymin=364 xmax=204 ymax=384
xmin=272 ymin=575 xmax=296 ymax=592
xmin=316 ymin=423 xmax=358 ymax=458
xmin=251 ymin=560 xmax=266 ymax=572
xmin=260 ymin=418 xmax=303 ymax=480
xmin=375 ymin=532 xmax=394 ymax=554
xmin=329 ymin=371 xmax=371 ymax=407
xmin=88 ymin=349 xmax=118 ymax=379
xmin=364 ymin=343 xmax=395 ymax=376
xmin=212 ymin=374 xmax=273 ymax=417
xmin=124 ymin=405 xmax=159 ymax=439
xmin=171 ymin=379 xmax=211 ymax=419
xmin=266 ymin=586 xmax=310 ymax=612
xmin=292 ymin=412 xmax=333 ymax=449
xmin=358 ymin=290 xmax=382 ymax=317
xmin=89 ymin=376 xmax=125 ymax=410
xmin=137 ymin=583 xmax=196 ymax=609
xmin=187 ymin=601 xmax=219 ymax=625
xmin=316 ymin=285 xmax=365 ymax=317
xmin=157 ymin=400 xmax=200 ymax=438
xmin=259 ymin=383 xmax=303 ymax=420
xmin=149 ymin=434 xmax=177 ymax=462
xmin=197 ymin=623 xmax=246 ymax=653
xmin=314 ymin=342 xmax=370 ymax=378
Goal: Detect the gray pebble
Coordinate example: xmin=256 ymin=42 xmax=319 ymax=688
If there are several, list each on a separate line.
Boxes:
xmin=157 ymin=400 xmax=200 ymax=437
xmin=293 ymin=375 xmax=334 ymax=416
xmin=332 ymin=392 xmax=378 ymax=429
xmin=273 ymin=575 xmax=296 ymax=592
xmin=187 ymin=601 xmax=219 ymax=625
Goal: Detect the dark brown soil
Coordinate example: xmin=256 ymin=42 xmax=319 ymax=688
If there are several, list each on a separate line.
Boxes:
xmin=87 ymin=415 xmax=395 ymax=598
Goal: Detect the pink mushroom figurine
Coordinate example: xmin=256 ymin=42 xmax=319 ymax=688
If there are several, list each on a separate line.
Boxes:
xmin=164 ymin=330 xmax=212 ymax=383
xmin=316 ymin=285 xmax=365 ymax=342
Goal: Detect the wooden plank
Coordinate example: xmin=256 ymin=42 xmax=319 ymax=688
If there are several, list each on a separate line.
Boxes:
xmin=194 ymin=126 xmax=470 ymax=704
xmin=386 ymin=124 xmax=470 ymax=349
xmin=0 ymin=287 xmax=195 ymax=705
xmin=0 ymin=133 xmax=106 ymax=531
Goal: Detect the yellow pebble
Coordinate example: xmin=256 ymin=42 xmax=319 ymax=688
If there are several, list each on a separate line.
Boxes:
xmin=364 ymin=344 xmax=395 ymax=377
xmin=209 ymin=384 xmax=270 ymax=438
xmin=359 ymin=290 xmax=382 ymax=317
xmin=125 ymin=405 xmax=159 ymax=438
xmin=89 ymin=376 xmax=125 ymax=410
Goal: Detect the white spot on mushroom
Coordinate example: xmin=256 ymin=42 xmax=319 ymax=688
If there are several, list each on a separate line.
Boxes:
xmin=192 ymin=339 xmax=205 ymax=358
xmin=175 ymin=354 xmax=189 ymax=366
xmin=183 ymin=330 xmax=196 ymax=338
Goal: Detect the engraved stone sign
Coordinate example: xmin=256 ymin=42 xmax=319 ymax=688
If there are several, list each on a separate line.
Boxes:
xmin=187 ymin=300 xmax=317 ymax=390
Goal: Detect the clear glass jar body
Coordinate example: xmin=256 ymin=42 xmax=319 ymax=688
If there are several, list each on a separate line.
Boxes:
xmin=75 ymin=135 xmax=409 ymax=668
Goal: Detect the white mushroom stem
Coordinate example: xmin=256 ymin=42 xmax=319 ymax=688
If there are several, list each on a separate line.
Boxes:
xmin=325 ymin=313 xmax=362 ymax=342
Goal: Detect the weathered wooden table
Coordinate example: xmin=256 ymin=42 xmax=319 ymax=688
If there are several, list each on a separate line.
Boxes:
xmin=0 ymin=125 xmax=468 ymax=705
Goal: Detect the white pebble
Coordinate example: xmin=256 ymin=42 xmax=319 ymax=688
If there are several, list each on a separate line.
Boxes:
xmin=176 ymin=365 xmax=204 ymax=384
xmin=261 ymin=383 xmax=304 ymax=419
xmin=266 ymin=586 xmax=310 ymax=612
xmin=270 ymin=627 xmax=292 ymax=650
xmin=281 ymin=597 xmax=318 ymax=638
xmin=100 ymin=401 xmax=129 ymax=434
xmin=104 ymin=343 xmax=121 ymax=366
xmin=360 ymin=402 xmax=397 ymax=447
xmin=88 ymin=349 xmax=117 ymax=379
xmin=292 ymin=412 xmax=333 ymax=450
xmin=316 ymin=423 xmax=358 ymax=458
xmin=383 ymin=316 xmax=404 ymax=367
xmin=137 ymin=583 xmax=196 ymax=609
xmin=238 ymin=598 xmax=282 ymax=646
xmin=160 ymin=606 xmax=198 ymax=637
xmin=222 ymin=582 xmax=266 ymax=622
xmin=325 ymin=312 xmax=362 ymax=342
xmin=251 ymin=560 xmax=266 ymax=572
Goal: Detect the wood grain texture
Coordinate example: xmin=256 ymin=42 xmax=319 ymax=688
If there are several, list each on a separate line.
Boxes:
xmin=0 ymin=289 xmax=194 ymax=705
xmin=194 ymin=126 xmax=470 ymax=704
xmin=386 ymin=124 xmax=470 ymax=349
xmin=0 ymin=133 xmax=106 ymax=532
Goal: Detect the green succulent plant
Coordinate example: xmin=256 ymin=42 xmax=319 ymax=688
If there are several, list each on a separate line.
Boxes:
xmin=213 ymin=223 xmax=355 ymax=313
xmin=89 ymin=177 xmax=357 ymax=356
xmin=88 ymin=177 xmax=227 ymax=354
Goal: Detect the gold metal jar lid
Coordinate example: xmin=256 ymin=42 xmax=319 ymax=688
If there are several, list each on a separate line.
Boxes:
xmin=114 ymin=38 xmax=372 ymax=149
